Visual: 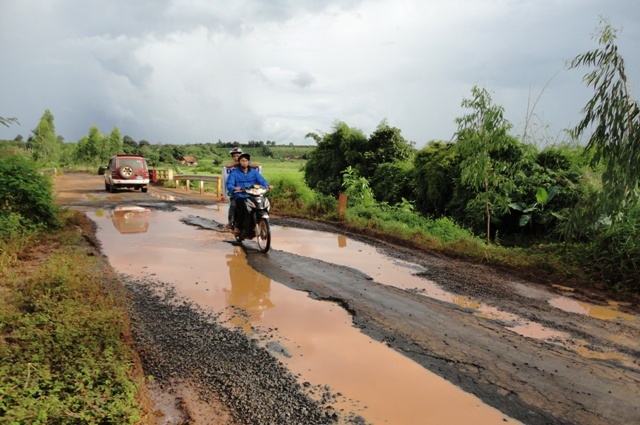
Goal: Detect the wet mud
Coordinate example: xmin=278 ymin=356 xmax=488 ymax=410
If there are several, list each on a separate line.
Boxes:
xmin=54 ymin=172 xmax=640 ymax=425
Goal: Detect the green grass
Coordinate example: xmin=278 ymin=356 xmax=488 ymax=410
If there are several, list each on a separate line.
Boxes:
xmin=259 ymin=159 xmax=306 ymax=182
xmin=0 ymin=210 xmax=150 ymax=424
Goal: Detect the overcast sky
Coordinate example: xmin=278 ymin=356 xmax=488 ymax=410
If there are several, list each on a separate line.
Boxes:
xmin=1 ymin=0 xmax=638 ymax=148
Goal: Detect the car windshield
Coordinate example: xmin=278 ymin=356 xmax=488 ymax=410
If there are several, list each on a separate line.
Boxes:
xmin=119 ymin=158 xmax=145 ymax=169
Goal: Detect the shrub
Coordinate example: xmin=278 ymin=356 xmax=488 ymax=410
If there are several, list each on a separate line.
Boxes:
xmin=0 ymin=152 xmax=59 ymax=231
xmin=269 ymin=176 xmax=314 ymax=215
xmin=305 ymin=192 xmax=339 ymax=219
xmin=347 ymin=200 xmax=475 ymax=244
xmin=413 ymin=141 xmax=460 ymax=217
xmin=0 ymin=212 xmax=144 ymax=424
xmin=585 ymin=203 xmax=640 ymax=291
xmin=369 ymin=162 xmax=415 ymax=205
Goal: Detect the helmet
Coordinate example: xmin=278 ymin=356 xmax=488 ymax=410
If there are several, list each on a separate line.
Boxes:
xmin=238 ymin=153 xmax=251 ymax=161
xmin=229 ymin=147 xmax=243 ymax=156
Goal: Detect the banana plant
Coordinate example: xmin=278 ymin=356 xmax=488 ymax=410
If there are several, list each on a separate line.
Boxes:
xmin=509 ymin=186 xmax=559 ymax=227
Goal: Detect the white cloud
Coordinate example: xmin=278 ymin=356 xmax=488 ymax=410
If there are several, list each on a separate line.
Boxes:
xmin=1 ymin=0 xmax=639 ymax=147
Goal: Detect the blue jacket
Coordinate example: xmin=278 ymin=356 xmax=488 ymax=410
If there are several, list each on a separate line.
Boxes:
xmin=226 ymin=167 xmax=269 ymax=199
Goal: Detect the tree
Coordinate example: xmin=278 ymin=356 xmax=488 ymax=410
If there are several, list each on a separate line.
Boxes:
xmin=158 ymin=144 xmax=177 ymax=164
xmin=413 ymin=141 xmax=460 ymax=217
xmin=105 ymin=127 xmax=123 ymax=159
xmin=28 ymin=109 xmax=60 ymax=165
xmin=122 ymin=135 xmax=138 ymax=154
xmin=73 ymin=126 xmax=103 ymax=164
xmin=454 ymin=86 xmax=518 ymax=244
xmin=304 ymin=121 xmax=367 ymax=196
xmin=359 ymin=119 xmax=414 ymax=179
xmin=140 ymin=144 xmax=159 ymax=166
xmin=568 ymin=18 xmax=640 ymax=217
xmin=304 ymin=120 xmax=414 ymax=197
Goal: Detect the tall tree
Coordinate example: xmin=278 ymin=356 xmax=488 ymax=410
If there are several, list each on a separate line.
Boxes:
xmin=73 ymin=126 xmax=102 ymax=164
xmin=105 ymin=127 xmax=123 ymax=160
xmin=122 ymin=135 xmax=138 ymax=154
xmin=568 ymin=18 xmax=640 ymax=217
xmin=454 ymin=86 xmax=518 ymax=244
xmin=413 ymin=141 xmax=460 ymax=217
xmin=359 ymin=119 xmax=414 ymax=179
xmin=28 ymin=109 xmax=60 ymax=165
xmin=139 ymin=144 xmax=159 ymax=166
xmin=304 ymin=121 xmax=368 ymax=196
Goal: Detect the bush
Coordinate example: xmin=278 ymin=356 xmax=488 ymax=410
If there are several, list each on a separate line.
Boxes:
xmin=585 ymin=204 xmax=640 ymax=291
xmin=307 ymin=192 xmax=339 ymax=219
xmin=0 ymin=211 xmax=144 ymax=424
xmin=0 ymin=153 xmax=59 ymax=232
xmin=412 ymin=141 xmax=460 ymax=217
xmin=369 ymin=162 xmax=415 ymax=205
xmin=269 ymin=176 xmax=315 ymax=215
xmin=347 ymin=200 xmax=475 ymax=244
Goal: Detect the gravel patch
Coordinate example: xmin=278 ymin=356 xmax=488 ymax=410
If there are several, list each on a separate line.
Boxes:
xmin=123 ymin=275 xmax=366 ymax=425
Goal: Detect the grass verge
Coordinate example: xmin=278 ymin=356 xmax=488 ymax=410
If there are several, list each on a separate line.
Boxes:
xmin=0 ymin=209 xmax=153 ymax=424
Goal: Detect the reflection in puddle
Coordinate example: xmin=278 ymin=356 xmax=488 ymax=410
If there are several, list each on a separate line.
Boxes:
xmin=224 ymin=246 xmax=274 ymax=332
xmin=549 ymin=297 xmax=636 ymax=321
xmin=573 ymin=340 xmax=633 ymax=364
xmin=91 ymin=207 xmax=520 ymax=425
xmin=110 ymin=205 xmax=152 ymax=234
xmin=249 ymin=221 xmax=639 ymax=370
xmin=150 ymin=192 xmax=177 ymax=201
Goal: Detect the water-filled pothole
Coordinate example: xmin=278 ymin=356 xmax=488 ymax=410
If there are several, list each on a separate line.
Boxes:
xmin=91 ymin=206 xmax=520 ymax=424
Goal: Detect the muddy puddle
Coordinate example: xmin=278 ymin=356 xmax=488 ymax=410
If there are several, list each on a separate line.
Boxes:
xmin=90 ymin=205 xmax=636 ymax=424
xmin=266 ymin=218 xmax=639 ymax=368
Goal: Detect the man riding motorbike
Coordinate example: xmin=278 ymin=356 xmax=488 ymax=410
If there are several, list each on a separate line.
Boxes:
xmin=224 ymin=147 xmax=260 ymax=229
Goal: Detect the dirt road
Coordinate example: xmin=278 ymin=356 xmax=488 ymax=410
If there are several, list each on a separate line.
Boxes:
xmin=55 ymin=171 xmax=640 ymax=425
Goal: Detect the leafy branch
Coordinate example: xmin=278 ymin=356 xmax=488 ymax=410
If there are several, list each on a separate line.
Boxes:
xmin=568 ymin=17 xmax=640 ymax=216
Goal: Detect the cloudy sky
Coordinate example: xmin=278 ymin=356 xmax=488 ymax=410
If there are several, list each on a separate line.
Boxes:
xmin=1 ymin=0 xmax=638 ymax=148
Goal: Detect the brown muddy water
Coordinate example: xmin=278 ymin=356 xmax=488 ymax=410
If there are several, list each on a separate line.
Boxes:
xmin=90 ymin=205 xmax=634 ymax=424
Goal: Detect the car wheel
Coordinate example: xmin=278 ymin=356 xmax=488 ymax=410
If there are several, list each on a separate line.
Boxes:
xmin=118 ymin=166 xmax=134 ymax=179
xmin=141 ymin=186 xmax=148 ymax=193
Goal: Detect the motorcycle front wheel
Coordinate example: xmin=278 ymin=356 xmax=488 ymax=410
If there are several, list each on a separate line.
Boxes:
xmin=255 ymin=218 xmax=271 ymax=253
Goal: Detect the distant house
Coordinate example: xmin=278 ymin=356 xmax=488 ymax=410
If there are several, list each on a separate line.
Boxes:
xmin=180 ymin=156 xmax=198 ymax=166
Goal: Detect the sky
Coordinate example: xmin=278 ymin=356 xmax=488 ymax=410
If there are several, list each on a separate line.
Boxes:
xmin=1 ymin=0 xmax=639 ymax=148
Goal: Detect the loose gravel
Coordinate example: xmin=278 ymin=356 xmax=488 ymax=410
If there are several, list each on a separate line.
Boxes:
xmin=123 ymin=275 xmax=365 ymax=425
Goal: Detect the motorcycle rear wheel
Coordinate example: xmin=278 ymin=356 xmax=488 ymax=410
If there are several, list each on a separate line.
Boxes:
xmin=256 ymin=219 xmax=271 ymax=253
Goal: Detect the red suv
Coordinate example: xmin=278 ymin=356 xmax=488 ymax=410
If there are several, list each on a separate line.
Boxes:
xmin=104 ymin=154 xmax=150 ymax=193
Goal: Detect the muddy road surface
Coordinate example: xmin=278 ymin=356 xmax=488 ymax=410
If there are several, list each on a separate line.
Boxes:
xmin=55 ymin=171 xmax=640 ymax=425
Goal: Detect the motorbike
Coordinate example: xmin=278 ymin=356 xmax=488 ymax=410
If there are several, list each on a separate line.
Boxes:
xmin=233 ymin=185 xmax=272 ymax=253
